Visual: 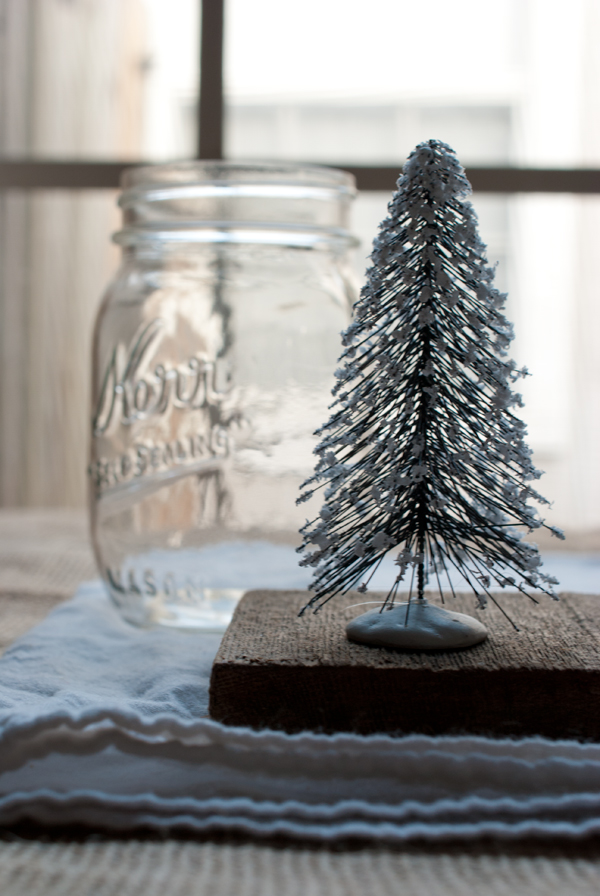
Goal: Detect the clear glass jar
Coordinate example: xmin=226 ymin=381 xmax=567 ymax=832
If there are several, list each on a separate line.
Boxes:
xmin=89 ymin=162 xmax=357 ymax=630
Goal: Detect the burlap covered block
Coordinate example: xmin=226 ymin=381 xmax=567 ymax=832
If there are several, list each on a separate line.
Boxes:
xmin=209 ymin=589 xmax=600 ymax=738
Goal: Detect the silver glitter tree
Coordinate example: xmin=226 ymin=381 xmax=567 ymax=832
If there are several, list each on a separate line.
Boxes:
xmin=297 ymin=140 xmax=563 ymax=627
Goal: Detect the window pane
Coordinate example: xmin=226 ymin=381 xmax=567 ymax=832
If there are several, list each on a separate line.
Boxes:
xmin=0 ymin=190 xmax=119 ymax=506
xmin=225 ymin=0 xmax=600 ymax=168
xmin=0 ymin=0 xmax=199 ymax=506
xmin=0 ymin=0 xmax=199 ymax=161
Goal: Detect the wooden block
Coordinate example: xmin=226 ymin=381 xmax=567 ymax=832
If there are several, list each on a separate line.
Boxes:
xmin=209 ymin=589 xmax=600 ymax=739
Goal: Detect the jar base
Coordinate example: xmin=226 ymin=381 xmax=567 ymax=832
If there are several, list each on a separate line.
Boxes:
xmin=111 ymin=587 xmax=244 ymax=632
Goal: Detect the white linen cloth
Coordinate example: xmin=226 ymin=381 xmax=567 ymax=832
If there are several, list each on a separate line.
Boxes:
xmin=1 ymin=582 xmax=600 ymax=841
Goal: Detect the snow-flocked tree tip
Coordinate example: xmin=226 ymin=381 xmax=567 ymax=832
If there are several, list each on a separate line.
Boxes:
xmin=296 ymin=139 xmax=564 ymax=627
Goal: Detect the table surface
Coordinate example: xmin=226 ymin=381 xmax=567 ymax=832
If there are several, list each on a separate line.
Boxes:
xmin=0 ymin=507 xmax=599 ymax=896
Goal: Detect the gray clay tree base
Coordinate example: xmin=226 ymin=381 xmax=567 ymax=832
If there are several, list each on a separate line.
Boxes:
xmin=346 ymin=599 xmax=487 ymax=650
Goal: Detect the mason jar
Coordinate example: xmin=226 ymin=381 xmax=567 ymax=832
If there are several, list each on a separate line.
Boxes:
xmin=89 ymin=161 xmax=357 ymax=630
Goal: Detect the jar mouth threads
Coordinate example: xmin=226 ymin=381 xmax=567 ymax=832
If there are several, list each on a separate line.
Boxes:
xmin=121 ymin=182 xmax=355 ymax=206
xmin=115 ymin=160 xmax=357 ymax=248
xmin=114 ymin=223 xmax=358 ymax=249
xmin=119 ymin=160 xmax=356 ymax=193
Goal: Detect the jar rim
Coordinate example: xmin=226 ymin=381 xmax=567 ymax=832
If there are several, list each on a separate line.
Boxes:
xmin=119 ymin=159 xmax=356 ymax=198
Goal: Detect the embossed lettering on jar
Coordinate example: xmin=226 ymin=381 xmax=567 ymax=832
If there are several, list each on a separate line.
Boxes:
xmin=90 ymin=162 xmax=357 ymax=629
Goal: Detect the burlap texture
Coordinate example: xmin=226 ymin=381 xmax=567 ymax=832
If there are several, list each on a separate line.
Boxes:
xmin=0 ymin=840 xmax=599 ymax=896
xmin=0 ymin=509 xmax=96 ymax=655
xmin=0 ymin=508 xmax=96 ymax=597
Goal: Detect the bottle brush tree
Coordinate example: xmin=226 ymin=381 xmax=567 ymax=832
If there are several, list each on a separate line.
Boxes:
xmin=297 ymin=139 xmax=563 ymax=629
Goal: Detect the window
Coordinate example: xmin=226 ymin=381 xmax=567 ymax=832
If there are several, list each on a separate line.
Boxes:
xmin=1 ymin=0 xmax=599 ymax=535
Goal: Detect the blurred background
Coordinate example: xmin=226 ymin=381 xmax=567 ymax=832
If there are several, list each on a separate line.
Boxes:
xmin=0 ymin=0 xmax=599 ymax=541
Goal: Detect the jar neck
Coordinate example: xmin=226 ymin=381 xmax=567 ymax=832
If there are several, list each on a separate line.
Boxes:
xmin=114 ymin=161 xmax=358 ymax=249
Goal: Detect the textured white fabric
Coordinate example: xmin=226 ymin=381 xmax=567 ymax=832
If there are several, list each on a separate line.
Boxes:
xmin=1 ymin=583 xmax=600 ymax=841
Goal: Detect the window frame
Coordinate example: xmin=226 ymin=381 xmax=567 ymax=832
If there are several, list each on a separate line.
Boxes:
xmin=0 ymin=0 xmax=599 ymax=195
